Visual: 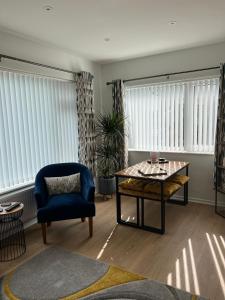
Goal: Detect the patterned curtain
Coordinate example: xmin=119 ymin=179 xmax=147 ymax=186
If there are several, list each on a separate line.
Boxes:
xmin=112 ymin=79 xmax=128 ymax=170
xmin=214 ymin=64 xmax=225 ymax=189
xmin=74 ymin=71 xmax=96 ymax=176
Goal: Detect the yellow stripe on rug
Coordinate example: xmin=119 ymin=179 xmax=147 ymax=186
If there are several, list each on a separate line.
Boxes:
xmin=61 ymin=265 xmax=145 ymax=300
xmin=3 ymin=271 xmax=19 ymax=300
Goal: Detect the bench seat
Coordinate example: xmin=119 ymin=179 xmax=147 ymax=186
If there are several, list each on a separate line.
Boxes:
xmin=119 ymin=186 xmax=171 ymax=201
xmin=119 ymin=175 xmax=189 ymax=200
xmin=170 ymin=174 xmax=189 ymax=185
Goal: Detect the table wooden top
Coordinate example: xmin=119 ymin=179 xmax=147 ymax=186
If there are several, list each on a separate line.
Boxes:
xmin=0 ymin=202 xmax=24 ymax=216
xmin=115 ymin=161 xmax=189 ymax=182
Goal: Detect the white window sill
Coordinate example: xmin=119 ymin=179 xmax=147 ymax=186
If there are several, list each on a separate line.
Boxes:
xmin=0 ymin=181 xmax=34 ymax=198
xmin=128 ymin=149 xmax=214 ymax=156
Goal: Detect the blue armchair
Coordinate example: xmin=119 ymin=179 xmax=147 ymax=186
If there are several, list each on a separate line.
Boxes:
xmin=34 ymin=163 xmax=95 ymax=244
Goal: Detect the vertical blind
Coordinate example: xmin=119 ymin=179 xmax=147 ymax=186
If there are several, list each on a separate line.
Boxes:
xmin=0 ymin=69 xmax=78 ymax=193
xmin=125 ymin=78 xmax=219 ymax=153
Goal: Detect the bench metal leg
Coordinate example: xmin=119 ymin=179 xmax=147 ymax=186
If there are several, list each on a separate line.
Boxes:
xmin=116 ymin=176 xmax=121 ymax=224
xmin=118 ymin=183 xmax=165 ymax=234
xmin=141 ymin=197 xmax=144 ymax=226
xmin=160 ymin=182 xmax=165 ymax=234
xmin=185 ymin=166 xmax=189 ymax=205
xmin=168 ymin=165 xmax=189 ymax=206
xmin=136 ymin=197 xmax=140 ymax=226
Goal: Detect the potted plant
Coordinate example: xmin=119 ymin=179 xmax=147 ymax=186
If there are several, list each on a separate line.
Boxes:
xmin=96 ymin=112 xmax=125 ymax=198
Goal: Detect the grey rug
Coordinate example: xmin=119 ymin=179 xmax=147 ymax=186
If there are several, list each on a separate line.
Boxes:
xmin=0 ymin=247 xmax=207 ymax=300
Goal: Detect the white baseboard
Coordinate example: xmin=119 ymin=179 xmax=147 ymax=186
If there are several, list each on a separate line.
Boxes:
xmin=24 ymin=217 xmax=37 ymax=229
xmin=173 ymin=195 xmax=214 ymax=206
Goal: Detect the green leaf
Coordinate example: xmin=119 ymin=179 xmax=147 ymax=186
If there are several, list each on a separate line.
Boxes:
xmin=96 ymin=112 xmax=125 ymax=177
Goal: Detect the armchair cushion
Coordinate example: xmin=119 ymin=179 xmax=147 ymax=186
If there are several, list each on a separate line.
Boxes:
xmin=44 ymin=173 xmax=80 ymax=196
xmin=37 ymin=193 xmax=95 ymax=223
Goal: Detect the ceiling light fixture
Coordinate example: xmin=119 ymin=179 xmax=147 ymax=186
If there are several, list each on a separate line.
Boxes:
xmin=169 ymin=20 xmax=177 ymax=25
xmin=43 ymin=5 xmax=54 ymax=13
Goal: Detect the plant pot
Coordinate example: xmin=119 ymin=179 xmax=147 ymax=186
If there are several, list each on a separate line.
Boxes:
xmin=98 ymin=176 xmax=116 ymax=196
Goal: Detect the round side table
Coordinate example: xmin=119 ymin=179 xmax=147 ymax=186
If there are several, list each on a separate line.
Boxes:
xmin=0 ymin=203 xmax=26 ymax=262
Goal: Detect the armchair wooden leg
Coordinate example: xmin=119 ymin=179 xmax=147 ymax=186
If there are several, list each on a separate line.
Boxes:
xmin=88 ymin=217 xmax=93 ymax=237
xmin=81 ymin=217 xmax=86 ymax=222
xmin=41 ymin=223 xmax=47 ymax=244
xmin=47 ymin=221 xmax=51 ymax=227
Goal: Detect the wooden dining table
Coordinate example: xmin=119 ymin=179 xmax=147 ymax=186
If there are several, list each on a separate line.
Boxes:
xmin=115 ymin=161 xmax=189 ymax=234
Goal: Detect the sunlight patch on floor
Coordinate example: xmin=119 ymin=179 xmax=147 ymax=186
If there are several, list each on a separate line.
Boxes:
xmin=167 ymin=233 xmax=225 ymax=298
xmin=175 ymin=259 xmax=181 ymax=289
xmin=206 ymin=233 xmax=225 ymax=298
xmin=220 ymin=235 xmax=225 ymax=250
xmin=213 ymin=234 xmax=225 ymax=270
xmin=96 ymin=225 xmax=117 ymax=260
xmin=182 ymin=247 xmax=190 ymax=292
xmin=166 ymin=238 xmax=200 ymax=295
xmin=167 ymin=273 xmax=172 ymax=285
xmin=188 ymin=238 xmax=200 ymax=295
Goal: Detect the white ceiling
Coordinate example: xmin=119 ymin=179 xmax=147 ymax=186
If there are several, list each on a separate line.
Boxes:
xmin=0 ymin=0 xmax=225 ymax=63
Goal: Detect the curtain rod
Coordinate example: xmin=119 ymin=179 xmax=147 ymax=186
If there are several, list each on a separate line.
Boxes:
xmin=0 ymin=53 xmax=77 ymax=75
xmin=106 ymin=66 xmax=220 ymax=85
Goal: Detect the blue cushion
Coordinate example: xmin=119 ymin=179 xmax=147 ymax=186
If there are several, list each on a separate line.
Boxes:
xmin=37 ymin=193 xmax=95 ymax=223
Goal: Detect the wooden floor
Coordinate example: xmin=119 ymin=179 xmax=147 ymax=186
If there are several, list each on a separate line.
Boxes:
xmin=1 ymin=196 xmax=225 ymax=300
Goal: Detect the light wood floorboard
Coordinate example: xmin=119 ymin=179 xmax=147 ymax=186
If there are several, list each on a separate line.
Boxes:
xmin=0 ymin=196 xmax=225 ymax=300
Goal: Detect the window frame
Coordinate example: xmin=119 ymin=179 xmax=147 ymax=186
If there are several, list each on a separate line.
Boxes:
xmin=124 ymin=76 xmax=219 ymax=155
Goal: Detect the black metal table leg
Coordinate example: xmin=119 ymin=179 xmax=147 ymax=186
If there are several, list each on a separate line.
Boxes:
xmin=161 ymin=182 xmax=165 ymax=234
xmin=136 ymin=197 xmax=140 ymax=226
xmin=168 ymin=165 xmax=189 ymax=206
xmin=141 ymin=197 xmax=144 ymax=226
xmin=116 ymin=176 xmax=121 ymax=224
xmin=184 ymin=165 xmax=189 ymax=205
xmin=215 ymin=187 xmax=218 ymax=214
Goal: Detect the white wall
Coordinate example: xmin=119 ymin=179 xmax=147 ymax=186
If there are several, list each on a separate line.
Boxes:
xmin=0 ymin=30 xmax=102 ymax=113
xmin=101 ymin=42 xmax=225 ymax=204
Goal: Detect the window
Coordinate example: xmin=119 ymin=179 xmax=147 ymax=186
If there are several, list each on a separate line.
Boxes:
xmin=125 ymin=78 xmax=219 ymax=153
xmin=0 ymin=69 xmax=78 ymax=194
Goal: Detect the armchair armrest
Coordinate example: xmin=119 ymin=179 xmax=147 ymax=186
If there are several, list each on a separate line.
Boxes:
xmin=81 ymin=171 xmax=95 ymax=202
xmin=86 ymin=183 xmax=95 ymax=203
xmin=34 ymin=187 xmax=48 ymax=209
